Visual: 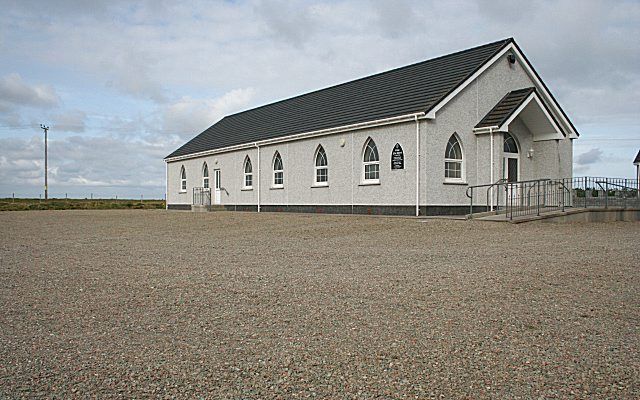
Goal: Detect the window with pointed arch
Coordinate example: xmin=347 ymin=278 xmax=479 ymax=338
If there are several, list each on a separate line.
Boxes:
xmin=314 ymin=145 xmax=328 ymax=185
xmin=503 ymin=132 xmax=519 ymax=154
xmin=273 ymin=151 xmax=284 ymax=187
xmin=363 ymin=138 xmax=380 ymax=183
xmin=444 ymin=134 xmax=463 ymax=181
xmin=202 ymin=162 xmax=210 ymax=189
xmin=243 ymin=156 xmax=253 ymax=189
xmin=179 ymin=165 xmax=187 ymax=192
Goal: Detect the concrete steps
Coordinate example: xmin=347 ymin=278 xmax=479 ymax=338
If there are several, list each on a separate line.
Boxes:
xmin=191 ymin=205 xmax=227 ymax=212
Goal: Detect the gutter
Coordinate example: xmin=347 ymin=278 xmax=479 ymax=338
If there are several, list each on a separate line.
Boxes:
xmin=165 ymin=112 xmax=431 ymax=163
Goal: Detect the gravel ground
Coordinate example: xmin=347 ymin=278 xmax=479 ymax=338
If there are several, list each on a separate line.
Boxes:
xmin=0 ymin=210 xmax=638 ymax=399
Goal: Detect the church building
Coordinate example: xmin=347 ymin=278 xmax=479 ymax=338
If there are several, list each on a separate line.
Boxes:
xmin=165 ymin=38 xmax=578 ymax=215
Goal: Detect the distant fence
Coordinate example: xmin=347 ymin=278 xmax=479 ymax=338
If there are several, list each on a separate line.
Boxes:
xmin=1 ymin=193 xmax=166 ymax=201
xmin=566 ymin=176 xmax=639 ymax=209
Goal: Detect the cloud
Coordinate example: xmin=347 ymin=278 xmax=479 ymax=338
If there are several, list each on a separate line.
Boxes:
xmin=52 ymin=110 xmax=86 ymax=133
xmin=371 ymin=0 xmax=421 ymax=39
xmin=254 ymin=1 xmax=320 ymax=48
xmin=161 ymin=88 xmax=256 ymax=138
xmin=576 ymin=148 xmax=604 ymax=166
xmin=574 ymin=148 xmax=604 ymax=174
xmin=0 ymin=73 xmax=59 ymax=111
xmin=105 ymin=50 xmax=167 ymax=103
xmin=1 ymin=0 xmax=639 ymax=197
xmin=0 ymin=132 xmax=179 ymax=198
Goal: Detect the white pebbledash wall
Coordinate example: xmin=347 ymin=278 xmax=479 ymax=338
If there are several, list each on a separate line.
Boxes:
xmin=166 ymin=52 xmax=574 ymax=211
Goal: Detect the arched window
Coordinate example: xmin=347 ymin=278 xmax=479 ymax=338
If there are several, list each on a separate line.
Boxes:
xmin=503 ymin=132 xmax=519 ymax=153
xmin=180 ymin=165 xmax=187 ymax=192
xmin=363 ymin=138 xmax=380 ymax=182
xmin=202 ymin=162 xmax=209 ymax=189
xmin=445 ymin=134 xmax=463 ymax=180
xmin=314 ymin=145 xmax=328 ymax=184
xmin=273 ymin=151 xmax=284 ymax=187
xmin=243 ymin=156 xmax=253 ymax=189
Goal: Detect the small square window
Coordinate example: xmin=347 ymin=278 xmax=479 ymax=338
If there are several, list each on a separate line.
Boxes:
xmin=364 ymin=164 xmax=379 ymax=180
xmin=274 ymin=171 xmax=283 ymax=186
xmin=445 ymin=161 xmax=462 ymax=179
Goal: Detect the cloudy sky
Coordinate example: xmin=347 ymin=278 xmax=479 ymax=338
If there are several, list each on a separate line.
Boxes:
xmin=1 ymin=0 xmax=638 ymax=198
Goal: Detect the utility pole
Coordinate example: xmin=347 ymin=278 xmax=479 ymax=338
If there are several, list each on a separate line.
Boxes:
xmin=40 ymin=124 xmax=50 ymax=200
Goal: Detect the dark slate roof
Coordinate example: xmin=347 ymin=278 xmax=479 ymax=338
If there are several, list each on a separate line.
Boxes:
xmin=166 ymin=38 xmax=513 ymax=159
xmin=475 ymin=87 xmax=536 ymax=129
xmin=634 ymin=150 xmax=640 ymax=164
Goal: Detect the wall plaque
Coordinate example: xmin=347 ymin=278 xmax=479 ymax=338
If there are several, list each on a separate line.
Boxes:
xmin=391 ymin=143 xmax=404 ymax=170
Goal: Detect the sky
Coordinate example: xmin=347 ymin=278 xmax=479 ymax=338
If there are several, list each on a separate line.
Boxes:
xmin=0 ymin=0 xmax=639 ymax=199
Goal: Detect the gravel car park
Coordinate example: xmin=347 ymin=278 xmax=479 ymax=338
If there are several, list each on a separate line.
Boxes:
xmin=1 ymin=210 xmax=638 ymax=398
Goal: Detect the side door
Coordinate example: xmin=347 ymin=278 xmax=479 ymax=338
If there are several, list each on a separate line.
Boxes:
xmin=214 ymin=169 xmax=221 ymax=204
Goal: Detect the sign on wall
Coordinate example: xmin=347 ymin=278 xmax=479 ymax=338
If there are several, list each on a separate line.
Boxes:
xmin=391 ymin=143 xmax=404 ymax=170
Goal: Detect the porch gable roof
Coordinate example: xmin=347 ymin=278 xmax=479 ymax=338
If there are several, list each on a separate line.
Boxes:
xmin=474 ymin=87 xmax=564 ymax=140
xmin=475 ymin=87 xmax=536 ymax=129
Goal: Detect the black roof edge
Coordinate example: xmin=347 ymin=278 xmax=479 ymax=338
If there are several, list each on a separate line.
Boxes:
xmin=475 ymin=87 xmax=535 ymax=129
xmin=511 ymin=40 xmax=579 ymax=137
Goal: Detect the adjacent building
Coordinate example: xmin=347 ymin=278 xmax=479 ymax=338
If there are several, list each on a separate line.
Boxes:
xmin=165 ymin=38 xmax=579 ymax=215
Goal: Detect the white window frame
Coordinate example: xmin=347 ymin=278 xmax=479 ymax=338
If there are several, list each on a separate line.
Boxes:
xmin=202 ymin=162 xmax=209 ymax=189
xmin=272 ymin=151 xmax=284 ymax=188
xmin=179 ymin=165 xmax=187 ymax=192
xmin=362 ymin=138 xmax=380 ymax=184
xmin=243 ymin=156 xmax=253 ymax=190
xmin=444 ymin=134 xmax=464 ymax=182
xmin=314 ymin=145 xmax=328 ymax=186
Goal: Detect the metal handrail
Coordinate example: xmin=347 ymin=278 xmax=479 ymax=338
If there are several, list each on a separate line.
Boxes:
xmin=466 ymin=178 xmax=552 ymax=217
xmin=468 ymin=176 xmax=638 ymax=220
xmin=193 ymin=187 xmax=211 ymax=206
xmin=465 ymin=178 xmax=507 ymax=217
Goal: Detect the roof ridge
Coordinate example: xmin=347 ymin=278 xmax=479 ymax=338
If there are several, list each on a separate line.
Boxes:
xmin=224 ymin=38 xmax=514 ymax=120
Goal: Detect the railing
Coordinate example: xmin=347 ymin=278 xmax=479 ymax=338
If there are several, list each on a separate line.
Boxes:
xmin=193 ymin=187 xmax=211 ymax=206
xmin=467 ymin=176 xmax=639 ymax=220
xmin=466 ymin=178 xmax=553 ymax=217
xmin=564 ymin=176 xmax=639 ymax=209
xmin=504 ymin=179 xmax=570 ymax=220
xmin=465 ymin=178 xmax=507 ymax=216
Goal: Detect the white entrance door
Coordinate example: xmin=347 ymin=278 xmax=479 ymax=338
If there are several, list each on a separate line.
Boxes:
xmin=214 ymin=169 xmax=221 ymax=204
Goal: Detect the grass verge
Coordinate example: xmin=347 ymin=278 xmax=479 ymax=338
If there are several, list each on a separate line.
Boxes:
xmin=0 ymin=198 xmax=166 ymax=211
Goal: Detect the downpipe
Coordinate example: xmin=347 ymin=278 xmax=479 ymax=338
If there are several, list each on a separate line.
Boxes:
xmin=254 ymin=143 xmax=260 ymax=212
